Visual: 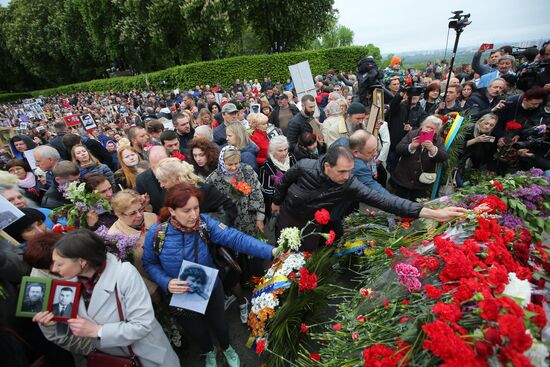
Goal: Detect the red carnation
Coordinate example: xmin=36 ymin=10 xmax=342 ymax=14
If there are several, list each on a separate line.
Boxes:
xmin=399 ymin=317 xmax=409 ymax=323
xmin=526 ymin=303 xmax=547 ymax=329
xmin=332 ymin=323 xmax=342 ymax=331
xmin=479 ymin=297 xmax=500 ymax=322
xmin=491 ymin=181 xmax=504 ymax=191
xmin=314 ymin=208 xmax=330 ymax=225
xmin=402 ymin=299 xmax=410 ymax=306
xmin=384 ymin=248 xmax=395 ymax=258
xmin=298 ymin=268 xmax=318 ymax=291
xmin=171 ymin=151 xmax=186 ymax=161
xmin=309 ymin=353 xmax=321 ymax=362
xmin=362 ymin=345 xmax=397 ymax=367
xmin=325 ymin=230 xmax=336 ymax=245
xmin=424 ymin=284 xmax=442 ymax=299
xmin=255 ymin=339 xmax=266 ymax=355
xmin=422 ymin=320 xmax=480 ymax=365
xmin=300 ymin=323 xmax=309 ymax=334
xmin=498 ymin=314 xmax=532 ymax=352
xmin=433 ymin=302 xmax=462 ymax=323
xmin=505 ymin=121 xmax=523 ymax=132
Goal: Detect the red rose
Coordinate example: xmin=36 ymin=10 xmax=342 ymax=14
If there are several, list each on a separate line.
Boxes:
xmin=300 ymin=323 xmax=308 ymax=334
xmin=384 ymin=248 xmax=395 ymax=258
xmin=325 ymin=230 xmax=336 ymax=245
xmin=314 ymin=208 xmax=330 ymax=225
xmin=255 ymin=339 xmax=266 ymax=355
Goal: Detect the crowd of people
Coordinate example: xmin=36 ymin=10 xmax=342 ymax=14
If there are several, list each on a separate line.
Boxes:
xmin=1 ymin=40 xmax=549 ymax=367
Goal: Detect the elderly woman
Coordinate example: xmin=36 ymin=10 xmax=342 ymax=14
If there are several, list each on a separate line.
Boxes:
xmin=0 ymin=184 xmax=57 ymax=229
xmin=108 ymin=189 xmax=159 ymax=297
xmin=248 ymin=112 xmax=270 ymax=166
xmin=4 ymin=208 xmax=47 ymax=248
xmin=33 ymin=229 xmax=180 ymax=367
xmin=154 ymin=158 xmax=237 ymax=227
xmin=259 ymin=136 xmax=296 ymax=219
xmin=71 ymin=144 xmax=114 ymax=186
xmin=225 ymin=122 xmax=259 ymax=170
xmin=143 ymin=183 xmax=275 ymax=367
xmin=114 ymin=146 xmax=142 ymax=190
xmin=5 ymin=159 xmax=41 ymax=203
xmin=187 ymin=136 xmax=220 ymax=179
xmin=321 ymin=100 xmax=346 ymax=147
xmin=390 ymin=116 xmax=447 ymax=201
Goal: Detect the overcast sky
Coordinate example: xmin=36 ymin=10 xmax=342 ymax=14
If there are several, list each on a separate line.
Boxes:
xmin=1 ymin=0 xmax=548 ymax=54
xmin=334 ymin=0 xmax=550 ymax=53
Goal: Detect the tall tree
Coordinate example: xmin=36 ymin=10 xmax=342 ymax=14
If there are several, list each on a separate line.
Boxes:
xmin=246 ymin=0 xmax=337 ymax=52
xmin=312 ymin=24 xmax=354 ymax=49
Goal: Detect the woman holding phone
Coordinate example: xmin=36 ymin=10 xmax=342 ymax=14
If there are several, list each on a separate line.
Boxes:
xmin=390 ymin=116 xmax=447 ymax=201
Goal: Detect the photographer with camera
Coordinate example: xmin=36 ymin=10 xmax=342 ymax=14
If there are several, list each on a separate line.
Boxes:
xmin=385 ymin=84 xmax=428 ymax=172
xmin=535 ymin=41 xmax=550 ymax=91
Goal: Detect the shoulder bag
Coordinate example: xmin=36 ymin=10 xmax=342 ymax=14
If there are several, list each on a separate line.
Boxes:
xmin=87 ymin=285 xmax=141 ymax=367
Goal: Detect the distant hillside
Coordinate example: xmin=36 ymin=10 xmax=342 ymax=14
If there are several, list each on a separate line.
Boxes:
xmin=384 ymin=39 xmax=546 ymax=68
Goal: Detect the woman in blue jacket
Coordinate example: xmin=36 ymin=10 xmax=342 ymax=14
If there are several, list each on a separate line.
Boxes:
xmin=143 ymin=183 xmax=275 ymax=367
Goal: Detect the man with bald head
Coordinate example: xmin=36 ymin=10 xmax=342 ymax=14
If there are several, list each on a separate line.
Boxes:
xmin=135 ymin=146 xmax=169 ymax=213
xmin=349 ymin=130 xmax=391 ymax=196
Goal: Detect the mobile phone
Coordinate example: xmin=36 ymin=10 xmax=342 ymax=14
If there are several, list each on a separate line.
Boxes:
xmin=480 ymin=43 xmax=494 ymax=51
xmin=487 ymin=136 xmax=496 ymax=143
xmin=418 ymin=130 xmax=435 ymax=144
xmin=251 ymin=103 xmax=260 ymax=114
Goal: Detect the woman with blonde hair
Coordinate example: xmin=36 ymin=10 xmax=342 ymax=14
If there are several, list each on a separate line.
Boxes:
xmin=247 ymin=112 xmax=270 ymax=165
xmin=196 ymin=108 xmax=218 ymax=129
xmin=114 ymin=146 xmax=142 ymax=190
xmin=225 ymin=122 xmax=259 ymax=170
xmin=154 ymin=158 xmax=237 ymax=227
xmin=70 ymin=144 xmax=114 ymax=185
xmin=108 ymin=189 xmax=159 ymax=297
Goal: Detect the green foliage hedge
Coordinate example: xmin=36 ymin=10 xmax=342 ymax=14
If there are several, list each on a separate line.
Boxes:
xmin=0 ymin=92 xmax=33 ymax=103
xmin=0 ymin=46 xmax=379 ymax=100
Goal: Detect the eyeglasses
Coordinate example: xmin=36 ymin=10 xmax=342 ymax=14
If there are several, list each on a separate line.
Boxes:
xmin=122 ymin=206 xmax=145 ymax=217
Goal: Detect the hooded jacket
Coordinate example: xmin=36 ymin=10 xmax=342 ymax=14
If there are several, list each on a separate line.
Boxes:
xmin=273 ymin=157 xmax=423 ymax=219
xmin=240 ymin=140 xmax=259 ymax=171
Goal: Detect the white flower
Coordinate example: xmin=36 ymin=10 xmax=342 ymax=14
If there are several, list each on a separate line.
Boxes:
xmin=502 ymin=272 xmax=531 ymax=307
xmin=277 ymin=227 xmax=301 ymax=251
xmin=524 ymin=336 xmax=548 ymax=367
xmin=251 ymin=292 xmax=279 ymax=314
xmin=278 ymin=253 xmax=305 ymax=276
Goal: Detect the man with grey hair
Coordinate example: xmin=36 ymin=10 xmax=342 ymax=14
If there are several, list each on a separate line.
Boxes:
xmin=323 ymin=102 xmax=368 ymax=147
xmin=33 ymin=145 xmax=61 ymax=190
xmin=477 ymin=55 xmax=516 ymax=88
xmin=135 ymin=146 xmax=168 ymax=213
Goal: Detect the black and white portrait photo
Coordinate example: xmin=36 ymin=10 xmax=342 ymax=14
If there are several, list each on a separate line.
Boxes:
xmin=170 ymin=260 xmax=218 ymax=314
xmin=22 ymin=282 xmax=46 ymax=313
xmin=52 ymin=286 xmax=75 ymax=318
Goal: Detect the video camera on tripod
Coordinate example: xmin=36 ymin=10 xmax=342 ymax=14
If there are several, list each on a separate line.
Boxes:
xmin=448 ymin=11 xmax=471 ymax=31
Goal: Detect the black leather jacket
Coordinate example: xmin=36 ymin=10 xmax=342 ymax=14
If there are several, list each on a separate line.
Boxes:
xmin=273 ymin=158 xmax=423 ymax=218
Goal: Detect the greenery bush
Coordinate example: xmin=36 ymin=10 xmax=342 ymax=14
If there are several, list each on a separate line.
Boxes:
xmin=16 ymin=46 xmax=379 ymax=98
xmin=0 ymin=92 xmax=33 ymax=103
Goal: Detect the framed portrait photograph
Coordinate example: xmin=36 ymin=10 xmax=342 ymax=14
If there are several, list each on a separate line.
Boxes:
xmin=170 ymin=260 xmax=219 ymax=315
xmin=47 ymin=280 xmax=81 ymax=322
xmin=16 ymin=277 xmax=52 ymax=318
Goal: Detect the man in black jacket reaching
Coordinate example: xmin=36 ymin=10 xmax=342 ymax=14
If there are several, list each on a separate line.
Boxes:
xmin=272 ymin=145 xmax=466 ymax=251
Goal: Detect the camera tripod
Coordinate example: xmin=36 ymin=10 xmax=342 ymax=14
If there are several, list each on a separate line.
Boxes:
xmin=442 ymin=11 xmax=471 ymax=103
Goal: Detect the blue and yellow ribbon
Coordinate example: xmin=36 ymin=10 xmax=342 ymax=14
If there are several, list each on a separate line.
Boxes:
xmin=252 ymin=275 xmax=292 ymax=297
xmin=431 ymin=114 xmax=464 ymax=199
xmin=333 ymin=240 xmax=375 ymax=257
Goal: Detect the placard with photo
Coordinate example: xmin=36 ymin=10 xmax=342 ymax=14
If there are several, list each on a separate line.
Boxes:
xmin=170 ymin=260 xmax=219 ymax=315
xmin=16 ymin=277 xmax=52 ymax=317
xmin=47 ymin=280 xmax=81 ymax=322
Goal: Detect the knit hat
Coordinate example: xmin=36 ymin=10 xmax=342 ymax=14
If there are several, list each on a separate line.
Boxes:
xmin=390 ymin=56 xmax=401 ymax=66
xmin=4 ymin=208 xmax=45 ymax=243
xmin=347 ymin=102 xmax=366 ymax=115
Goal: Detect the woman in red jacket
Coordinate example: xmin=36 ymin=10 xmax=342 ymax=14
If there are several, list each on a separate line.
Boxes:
xmin=248 ymin=112 xmax=270 ymax=166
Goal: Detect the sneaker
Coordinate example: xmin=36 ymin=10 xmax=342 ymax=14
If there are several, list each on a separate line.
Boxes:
xmin=224 ymin=294 xmax=237 ymax=310
xmin=205 ymin=349 xmax=217 ymax=367
xmin=223 ymin=345 xmax=240 ymax=367
xmin=239 ymin=298 xmax=249 ymax=324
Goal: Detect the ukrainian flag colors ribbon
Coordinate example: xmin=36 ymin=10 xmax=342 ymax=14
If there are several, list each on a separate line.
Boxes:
xmin=334 ymin=240 xmax=375 ymax=257
xmin=431 ymin=113 xmax=464 ymax=199
xmin=252 ymin=275 xmax=292 ymax=297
